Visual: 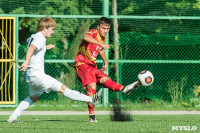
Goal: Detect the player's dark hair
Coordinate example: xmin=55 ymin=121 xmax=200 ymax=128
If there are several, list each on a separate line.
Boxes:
xmin=36 ymin=17 xmax=56 ymax=32
xmin=98 ymin=17 xmax=111 ymax=26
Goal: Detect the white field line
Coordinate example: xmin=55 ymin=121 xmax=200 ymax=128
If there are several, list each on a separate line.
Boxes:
xmin=1 ymin=111 xmax=200 ymax=115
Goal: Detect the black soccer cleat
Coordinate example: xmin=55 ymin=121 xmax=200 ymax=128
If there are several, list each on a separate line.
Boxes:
xmin=89 ymin=114 xmax=98 ymax=122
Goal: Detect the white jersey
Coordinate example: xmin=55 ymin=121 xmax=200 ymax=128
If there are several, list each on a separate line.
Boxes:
xmin=25 ymin=32 xmax=62 ymax=96
xmin=27 ymin=32 xmax=46 ymax=71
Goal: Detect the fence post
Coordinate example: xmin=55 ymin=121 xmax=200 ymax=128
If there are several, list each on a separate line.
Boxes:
xmin=103 ymin=0 xmax=109 ymax=107
xmin=16 ymin=17 xmax=19 ymax=106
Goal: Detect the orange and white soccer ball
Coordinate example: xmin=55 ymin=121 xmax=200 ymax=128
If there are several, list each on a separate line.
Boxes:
xmin=137 ymin=70 xmax=154 ymax=86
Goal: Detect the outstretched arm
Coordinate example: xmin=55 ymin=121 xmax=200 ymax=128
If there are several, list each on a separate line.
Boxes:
xmin=19 ymin=44 xmax=37 ymax=71
xmin=84 ymin=35 xmax=109 ymax=50
xmin=99 ymin=49 xmax=108 ymax=72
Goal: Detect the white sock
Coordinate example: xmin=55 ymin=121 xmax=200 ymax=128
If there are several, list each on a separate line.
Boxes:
xmin=10 ymin=97 xmax=33 ymax=118
xmin=63 ymin=88 xmax=92 ymax=103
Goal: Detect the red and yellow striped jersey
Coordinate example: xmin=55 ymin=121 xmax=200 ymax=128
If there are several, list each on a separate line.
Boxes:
xmin=74 ymin=29 xmax=106 ymax=67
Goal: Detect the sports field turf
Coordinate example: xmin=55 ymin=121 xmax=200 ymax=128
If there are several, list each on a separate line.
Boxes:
xmin=0 ymin=115 xmax=199 ymax=133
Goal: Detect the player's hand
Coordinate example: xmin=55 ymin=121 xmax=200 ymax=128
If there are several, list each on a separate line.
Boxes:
xmin=101 ymin=64 xmax=108 ymax=72
xmin=19 ymin=61 xmax=29 ymax=71
xmin=46 ymin=44 xmax=55 ymax=50
xmin=100 ymin=43 xmax=109 ymax=50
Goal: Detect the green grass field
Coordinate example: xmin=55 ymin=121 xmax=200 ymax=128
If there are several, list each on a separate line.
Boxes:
xmin=0 ymin=115 xmax=199 ymax=133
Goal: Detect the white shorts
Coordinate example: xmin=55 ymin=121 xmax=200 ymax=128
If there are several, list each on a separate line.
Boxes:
xmin=26 ymin=68 xmax=62 ymax=97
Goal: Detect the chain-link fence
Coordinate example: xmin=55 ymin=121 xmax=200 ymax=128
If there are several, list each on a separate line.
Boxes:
xmin=1 ymin=0 xmax=200 ymax=107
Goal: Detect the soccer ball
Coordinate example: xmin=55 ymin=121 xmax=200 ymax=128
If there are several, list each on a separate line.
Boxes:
xmin=137 ymin=70 xmax=154 ymax=86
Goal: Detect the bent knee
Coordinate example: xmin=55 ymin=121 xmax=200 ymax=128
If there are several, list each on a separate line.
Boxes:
xmin=86 ymin=83 xmax=96 ymax=90
xmin=30 ymin=96 xmax=40 ymax=102
xmin=100 ymin=77 xmax=110 ymax=84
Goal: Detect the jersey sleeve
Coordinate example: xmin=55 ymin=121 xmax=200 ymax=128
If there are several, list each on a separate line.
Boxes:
xmin=31 ymin=36 xmax=45 ymax=50
xmin=85 ymin=29 xmax=97 ymax=38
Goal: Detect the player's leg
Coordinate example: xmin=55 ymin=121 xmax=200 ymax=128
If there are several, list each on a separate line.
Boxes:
xmin=75 ymin=64 xmax=102 ymax=122
xmin=47 ymin=76 xmax=102 ymax=105
xmin=99 ymin=76 xmax=140 ymax=95
xmin=99 ymin=77 xmax=123 ymax=91
xmin=86 ymin=82 xmax=98 ymax=122
xmin=58 ymin=83 xmax=102 ymax=105
xmin=7 ymin=70 xmax=45 ymax=123
xmin=7 ymin=96 xmax=39 ymax=123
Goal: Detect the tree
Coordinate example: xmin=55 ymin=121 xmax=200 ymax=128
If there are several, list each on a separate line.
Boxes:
xmin=0 ymin=0 xmax=98 ymax=92
xmin=112 ymin=0 xmax=119 ymax=83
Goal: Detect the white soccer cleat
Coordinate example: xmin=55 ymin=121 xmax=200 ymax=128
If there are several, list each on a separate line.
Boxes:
xmin=122 ymin=81 xmax=140 ymax=95
xmin=7 ymin=116 xmax=21 ymax=123
xmin=91 ymin=88 xmax=103 ymax=106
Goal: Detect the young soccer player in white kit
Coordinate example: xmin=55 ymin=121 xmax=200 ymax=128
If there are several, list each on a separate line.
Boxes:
xmin=7 ymin=17 xmax=102 ymax=123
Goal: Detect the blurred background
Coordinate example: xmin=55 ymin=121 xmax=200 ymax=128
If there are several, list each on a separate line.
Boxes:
xmin=1 ymin=0 xmax=200 ymax=110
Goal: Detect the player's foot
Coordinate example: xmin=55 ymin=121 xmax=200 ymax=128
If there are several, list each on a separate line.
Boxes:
xmin=7 ymin=116 xmax=21 ymax=123
xmin=91 ymin=88 xmax=103 ymax=106
xmin=122 ymin=81 xmax=140 ymax=95
xmin=89 ymin=115 xmax=98 ymax=122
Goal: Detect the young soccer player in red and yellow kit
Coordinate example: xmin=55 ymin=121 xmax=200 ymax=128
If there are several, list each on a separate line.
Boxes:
xmin=74 ymin=17 xmax=140 ymax=122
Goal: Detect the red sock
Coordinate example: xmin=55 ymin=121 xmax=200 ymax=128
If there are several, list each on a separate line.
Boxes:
xmin=87 ymin=89 xmax=96 ymax=115
xmin=104 ymin=79 xmax=123 ymax=91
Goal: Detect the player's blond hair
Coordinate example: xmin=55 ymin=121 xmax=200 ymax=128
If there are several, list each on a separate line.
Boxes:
xmin=36 ymin=17 xmax=56 ymax=32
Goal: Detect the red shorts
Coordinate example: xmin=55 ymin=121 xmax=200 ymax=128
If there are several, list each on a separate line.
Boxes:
xmin=75 ymin=64 xmax=108 ymax=87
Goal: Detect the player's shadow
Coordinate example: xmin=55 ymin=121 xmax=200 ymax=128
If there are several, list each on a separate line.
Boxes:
xmin=110 ymin=98 xmax=133 ymax=122
xmin=0 ymin=120 xmax=7 ymax=123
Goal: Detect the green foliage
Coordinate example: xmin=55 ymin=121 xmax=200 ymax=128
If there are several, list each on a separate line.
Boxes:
xmin=193 ymin=0 xmax=200 ymax=9
xmin=0 ymin=8 xmax=4 ymax=13
xmin=9 ymin=7 xmax=25 ymax=14
xmin=166 ymin=1 xmax=192 ymax=15
xmin=9 ymin=0 xmax=96 ymax=94
xmin=167 ymin=76 xmax=187 ymax=105
xmin=121 ymin=2 xmax=138 ymax=14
